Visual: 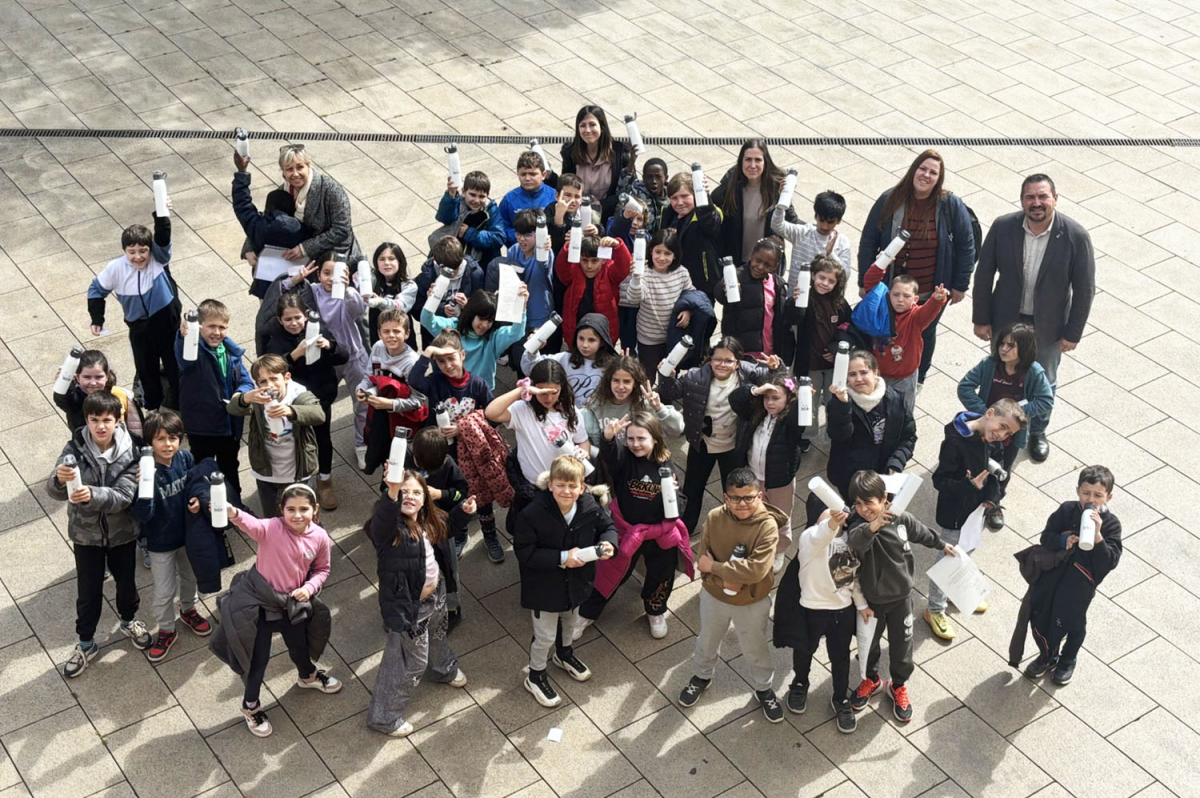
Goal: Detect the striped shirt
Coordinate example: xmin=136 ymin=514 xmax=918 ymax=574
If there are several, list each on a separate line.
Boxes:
xmin=771 ymin=206 xmax=852 ymax=287
xmin=635 ymin=268 xmax=694 ymax=345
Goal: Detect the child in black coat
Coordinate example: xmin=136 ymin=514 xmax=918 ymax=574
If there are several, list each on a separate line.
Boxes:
xmin=412 ymin=427 xmax=472 ymax=629
xmin=514 ymin=456 xmax=617 ymax=708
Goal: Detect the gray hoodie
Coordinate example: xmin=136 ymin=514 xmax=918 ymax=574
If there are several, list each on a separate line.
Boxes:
xmin=846 ymin=511 xmax=944 ymax=606
xmin=46 ymin=424 xmax=139 ymax=547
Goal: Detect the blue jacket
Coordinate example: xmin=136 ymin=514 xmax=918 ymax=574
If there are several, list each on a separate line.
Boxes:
xmin=499 ymin=183 xmax=558 ymax=245
xmin=957 ymin=357 xmax=1053 ymax=450
xmin=133 ymin=449 xmax=194 ymax=552
xmin=435 ymin=194 xmax=505 ymax=266
xmin=414 ymin=256 xmax=486 ymax=332
xmin=857 ymin=189 xmax=976 ymax=293
xmin=665 ymin=289 xmax=714 ymax=372
xmin=175 ymin=335 xmax=255 ymax=438
xmin=485 ymin=249 xmax=554 ymax=329
xmin=232 ymin=172 xmax=306 ymax=253
xmin=184 ymin=456 xmax=239 ymax=594
xmin=420 ymin=305 xmax=526 ymax=390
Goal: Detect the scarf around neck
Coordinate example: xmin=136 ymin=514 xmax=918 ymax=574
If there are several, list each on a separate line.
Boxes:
xmin=849 ymin=376 xmax=887 ymax=413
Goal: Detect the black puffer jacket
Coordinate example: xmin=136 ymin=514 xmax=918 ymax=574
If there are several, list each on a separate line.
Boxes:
xmin=659 ymin=361 xmax=768 ymax=448
xmin=661 ymin=203 xmax=724 ymax=298
xmin=261 ymin=318 xmax=350 ymax=405
xmin=825 ymin=385 xmax=916 ymax=497
xmin=716 ymin=267 xmax=798 ymax=364
xmin=730 ymin=384 xmax=805 ymax=490
xmin=184 ymin=457 xmax=238 ymax=594
xmin=365 ymin=495 xmax=429 ymax=634
xmin=514 ymin=488 xmax=618 ymax=613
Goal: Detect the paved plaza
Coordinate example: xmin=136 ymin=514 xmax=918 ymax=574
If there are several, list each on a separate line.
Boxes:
xmin=2 ymin=0 xmax=1200 ymax=795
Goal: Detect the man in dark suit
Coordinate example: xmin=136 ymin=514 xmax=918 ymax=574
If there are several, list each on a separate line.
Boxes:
xmin=971 ymin=174 xmax=1095 ymax=462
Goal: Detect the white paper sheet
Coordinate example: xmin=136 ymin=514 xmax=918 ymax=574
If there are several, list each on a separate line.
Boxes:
xmin=856 ymin=614 xmax=877 ymax=667
xmin=495 ymin=263 xmax=524 ymax=324
xmin=926 ymin=546 xmax=991 ymax=613
xmin=959 ymin=504 xmax=986 ymax=554
xmin=596 ymin=246 xmax=613 ymax=259
xmin=255 ymin=245 xmax=293 ymax=282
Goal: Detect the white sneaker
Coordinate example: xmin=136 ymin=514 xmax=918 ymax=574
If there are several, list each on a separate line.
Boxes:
xmin=648 ymin=614 xmax=668 ymax=639
xmin=449 ymin=669 xmax=467 ymax=688
xmin=355 ymin=445 xmax=368 ymax=471
xmin=388 ymin=721 xmax=414 ymax=737
xmin=773 ymin=553 xmax=786 ymax=574
xmin=571 ymin=616 xmax=593 ymax=643
xmin=242 ymin=705 xmax=272 ymax=737
xmin=296 ymin=669 xmax=342 ymax=693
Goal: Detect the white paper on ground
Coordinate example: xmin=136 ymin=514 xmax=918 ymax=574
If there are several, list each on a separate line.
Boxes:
xmin=255 ymin=245 xmax=293 ymax=282
xmin=596 ymin=246 xmax=613 ymax=259
xmin=495 ymin=263 xmax=524 ymax=324
xmin=959 ymin=504 xmax=986 ymax=553
xmin=926 ymin=546 xmax=990 ymax=613
xmin=856 ymin=614 xmax=877 ymax=667
xmin=547 ymin=727 xmax=563 ymax=743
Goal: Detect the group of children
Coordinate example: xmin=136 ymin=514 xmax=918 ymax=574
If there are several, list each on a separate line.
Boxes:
xmin=46 ymin=117 xmax=1120 ymax=742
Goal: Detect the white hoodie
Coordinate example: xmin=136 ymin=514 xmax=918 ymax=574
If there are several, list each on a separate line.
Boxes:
xmin=797 ymin=519 xmax=867 ymax=611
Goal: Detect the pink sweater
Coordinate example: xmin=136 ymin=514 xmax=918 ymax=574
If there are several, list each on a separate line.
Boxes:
xmin=231 ymin=512 xmax=332 ymax=596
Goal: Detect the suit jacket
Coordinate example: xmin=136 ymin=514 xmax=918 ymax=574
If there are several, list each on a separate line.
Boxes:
xmin=972 ymin=211 xmax=1094 ymax=347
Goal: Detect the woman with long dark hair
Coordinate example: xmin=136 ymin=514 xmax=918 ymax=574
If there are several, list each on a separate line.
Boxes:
xmin=557 ymin=105 xmax=631 ymax=221
xmin=710 ymin=139 xmax=801 ymax=264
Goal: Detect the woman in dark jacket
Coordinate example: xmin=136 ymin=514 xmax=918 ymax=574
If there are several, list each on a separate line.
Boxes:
xmin=816 ymin=350 xmax=916 ymax=525
xmin=555 ymin=105 xmax=631 ymax=222
xmin=710 ymin=139 xmax=800 ymax=264
xmin=365 ymin=469 xmax=470 ymax=737
xmin=857 ymin=149 xmax=976 ymax=383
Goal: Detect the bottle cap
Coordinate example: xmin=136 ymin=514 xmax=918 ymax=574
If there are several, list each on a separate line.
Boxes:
xmin=691 ymin=162 xmax=702 ymax=170
xmin=837 ymin=341 xmax=850 ymax=352
xmin=235 ymin=127 xmax=248 ymax=138
xmin=570 ymin=218 xmax=582 ymax=228
xmin=70 ymin=345 xmax=86 ymax=357
xmin=898 ymin=230 xmax=911 ymax=241
xmin=787 ymin=168 xmax=798 ymax=176
xmin=445 ymin=143 xmax=458 ymax=153
xmin=536 ymin=213 xmax=546 ymax=225
xmin=680 ymin=335 xmax=694 ymax=348
xmin=186 ymin=310 xmax=199 ymax=322
xmin=209 ymin=472 xmax=225 ymax=485
xmin=306 ymin=309 xmax=321 ymax=322
xmin=625 ymin=114 xmax=636 ymax=123
xmin=140 ymin=446 xmax=153 ymax=456
xmin=394 ymin=427 xmax=410 ymax=439
xmin=153 ymin=170 xmax=166 ymax=180
xmin=549 ymin=312 xmax=562 ymax=324
xmin=658 ymin=466 xmax=673 ymax=478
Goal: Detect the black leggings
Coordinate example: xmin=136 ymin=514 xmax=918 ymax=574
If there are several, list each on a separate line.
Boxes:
xmin=128 ymin=307 xmax=180 ymax=410
xmin=790 ymin=604 xmax=855 ymax=701
xmin=244 ymin=609 xmax=315 ymax=706
xmin=316 ymin=401 xmax=334 ymax=475
xmin=681 ymin=445 xmax=744 ymax=536
xmin=579 ymin=539 xmax=676 ymax=620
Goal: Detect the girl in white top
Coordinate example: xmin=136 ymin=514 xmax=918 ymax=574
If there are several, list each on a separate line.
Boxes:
xmin=625 ymin=228 xmax=693 ymax=377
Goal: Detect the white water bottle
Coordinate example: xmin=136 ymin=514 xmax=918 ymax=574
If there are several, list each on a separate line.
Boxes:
xmin=445 ymin=143 xmax=461 ymax=189
xmin=234 ymin=127 xmax=249 ymax=159
xmin=1078 ymin=503 xmax=1097 ymax=551
xmin=808 ymin=476 xmax=849 ymax=514
xmin=423 ymin=266 xmax=454 ymax=315
xmin=658 ymin=335 xmax=694 ymax=377
xmin=436 ymin=406 xmax=451 ymax=428
xmin=573 ymin=446 xmax=595 ymax=477
xmin=331 ymin=256 xmax=347 ymax=301
xmin=723 ymin=543 xmax=748 ymax=595
xmin=577 ymin=198 xmax=592 ymax=231
xmin=794 ymin=264 xmax=811 ymax=309
xmin=889 ymin=474 xmax=922 ymax=516
xmin=632 ymin=230 xmax=647 ymax=277
xmin=138 ymin=446 xmax=155 ymax=501
xmin=529 ymin=138 xmax=549 ymax=172
xmin=574 ymin=544 xmax=602 ymax=564
xmin=778 ymin=169 xmax=798 ymax=208
xmin=721 ymin=256 xmax=740 ymax=304
xmin=872 ymin=230 xmax=911 ymax=271
xmin=209 ymin=473 xmax=228 ymax=528
xmin=53 ymin=345 xmax=85 ymax=395
xmin=624 ymin=113 xmax=643 ymax=154
xmin=535 ymin=213 xmax=549 ymax=264
xmin=387 ymin=427 xmax=411 ymax=478
xmin=660 ymin=466 xmax=679 ymax=519
xmin=567 ymin=218 xmax=583 ymax=264
xmin=305 ymin=310 xmax=321 ymax=366
xmin=183 ymin=311 xmax=200 ymax=362
xmin=621 ymin=192 xmax=643 ymax=217
xmin=357 ymin=258 xmax=373 ymax=297
xmin=265 ymin=392 xmax=286 ymax=436
xmin=986 ymin=458 xmax=1008 ymax=482
xmin=691 ymin=163 xmax=708 ymax=206
xmin=524 ymin=313 xmax=561 ymax=355
xmin=63 ymin=454 xmax=83 ymax=500
xmin=796 ymin=376 xmax=812 ymax=426
xmin=831 ymin=341 xmax=850 ymax=391
xmin=153 ymin=170 xmax=169 ymax=218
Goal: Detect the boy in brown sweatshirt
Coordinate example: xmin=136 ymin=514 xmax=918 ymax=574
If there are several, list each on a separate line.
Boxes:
xmin=679 ymin=467 xmax=786 ymax=722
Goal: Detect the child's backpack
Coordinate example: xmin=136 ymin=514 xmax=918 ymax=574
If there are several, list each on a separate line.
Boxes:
xmin=964 ymin=203 xmax=983 ymax=264
xmin=850 ymin=282 xmax=894 ymax=339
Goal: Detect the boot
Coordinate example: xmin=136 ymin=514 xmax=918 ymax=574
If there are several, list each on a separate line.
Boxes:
xmin=317 ymin=477 xmax=339 ymax=510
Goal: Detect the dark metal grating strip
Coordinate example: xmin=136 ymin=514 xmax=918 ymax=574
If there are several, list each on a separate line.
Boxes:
xmin=0 ymin=128 xmax=1191 ymax=147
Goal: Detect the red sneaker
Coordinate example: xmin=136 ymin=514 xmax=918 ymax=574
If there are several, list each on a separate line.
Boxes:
xmin=147 ymin=630 xmax=177 ymax=663
xmin=889 ymin=681 xmax=913 ymax=723
xmin=179 ymin=608 xmax=212 ymax=637
xmin=850 ymin=674 xmax=881 ymax=712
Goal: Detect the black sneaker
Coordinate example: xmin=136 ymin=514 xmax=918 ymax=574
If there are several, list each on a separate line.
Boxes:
xmin=756 ymin=689 xmax=784 ymax=723
xmin=786 ymin=683 xmax=808 ymax=714
xmin=678 ymin=675 xmax=710 ymax=707
xmin=524 ymin=668 xmax=561 ymax=707
xmin=984 ymin=505 xmax=1005 ymax=531
xmin=1052 ymin=660 xmax=1075 ymax=686
xmin=551 ymin=651 xmax=591 ymax=682
xmin=1024 ymin=655 xmax=1057 ymax=680
xmin=482 ymin=531 xmax=505 ymax=563
xmin=833 ymin=697 xmax=857 ymax=733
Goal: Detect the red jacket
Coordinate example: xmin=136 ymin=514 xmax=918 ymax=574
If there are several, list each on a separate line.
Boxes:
xmin=863 ymin=267 xmax=947 ymax=380
xmin=554 ymin=239 xmax=632 ymax=347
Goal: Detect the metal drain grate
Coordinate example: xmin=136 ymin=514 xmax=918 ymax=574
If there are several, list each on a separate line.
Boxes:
xmin=0 ymin=128 xmax=1194 ymax=147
